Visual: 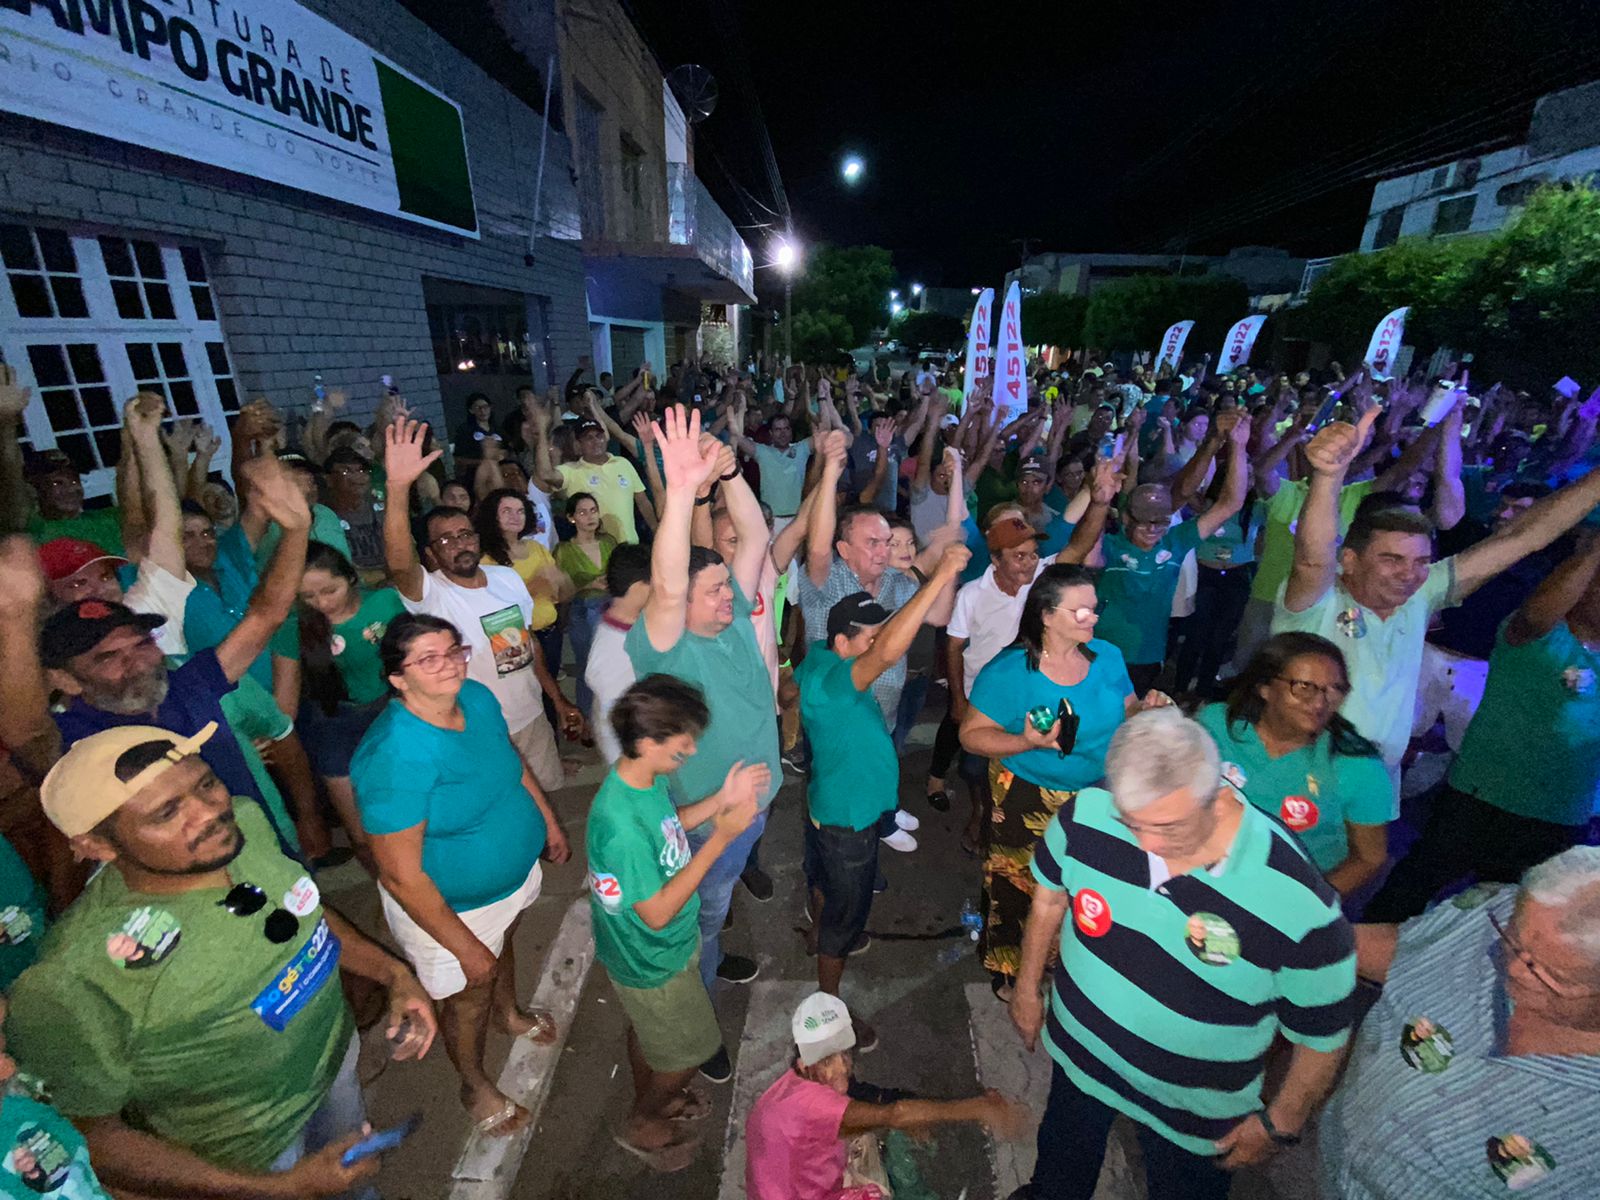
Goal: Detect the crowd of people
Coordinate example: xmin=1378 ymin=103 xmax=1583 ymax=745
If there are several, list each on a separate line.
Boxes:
xmin=0 ymin=342 xmax=1596 ymax=1199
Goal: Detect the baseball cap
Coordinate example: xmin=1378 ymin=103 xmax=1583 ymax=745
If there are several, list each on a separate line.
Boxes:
xmin=1018 ymin=455 xmax=1049 ymax=479
xmin=792 ymin=991 xmax=855 ymax=1066
xmin=41 ymin=722 xmax=217 ymax=836
xmin=576 ymin=419 xmax=604 ymax=435
xmin=826 ymin=591 xmax=891 ymax=644
xmin=1125 ymin=484 xmax=1175 ymax=525
xmin=986 ymin=516 xmax=1041 ymax=553
xmin=23 ymin=448 xmax=76 ymax=480
xmin=38 ymin=538 xmax=128 ymax=583
xmin=41 ymin=599 xmax=166 ymax=669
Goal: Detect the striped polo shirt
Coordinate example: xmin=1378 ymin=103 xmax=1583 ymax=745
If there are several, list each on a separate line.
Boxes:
xmin=1030 ymin=786 xmax=1356 ymax=1156
xmin=1320 ymin=884 xmax=1600 ymax=1198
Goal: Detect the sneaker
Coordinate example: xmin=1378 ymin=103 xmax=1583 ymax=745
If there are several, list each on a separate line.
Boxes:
xmin=781 ymin=752 xmax=808 ymax=775
xmin=847 ymin=931 xmax=872 ymax=957
xmin=853 ymin=1018 xmax=879 ymax=1053
xmin=893 ymin=810 xmax=920 ymax=833
xmin=740 ymin=865 xmax=774 ymax=902
xmin=716 ymin=953 xmax=759 ymax=984
xmin=699 ymin=1045 xmax=733 ymax=1084
xmin=880 ymin=829 xmax=918 ymax=853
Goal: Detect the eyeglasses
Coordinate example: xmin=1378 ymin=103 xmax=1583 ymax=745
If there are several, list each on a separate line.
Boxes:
xmin=1490 ymin=910 xmax=1600 ymax=997
xmin=1053 ymin=606 xmax=1097 ymax=623
xmin=219 ymin=882 xmax=300 ymax=944
xmin=330 ymin=464 xmax=370 ymax=476
xmin=1277 ymin=677 xmax=1351 ymax=702
xmin=431 ymin=529 xmax=479 ymax=550
xmin=402 ymin=644 xmax=472 ymax=674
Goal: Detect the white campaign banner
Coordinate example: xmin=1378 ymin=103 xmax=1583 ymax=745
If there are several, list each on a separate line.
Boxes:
xmin=1363 ymin=306 xmax=1410 ymax=381
xmin=961 ymin=287 xmax=993 ymax=409
xmin=0 ymin=0 xmax=478 ymax=237
xmin=1216 ymin=314 xmax=1267 ymax=375
xmin=994 ymin=281 xmax=1026 ymax=423
xmin=1153 ymin=319 xmax=1194 ymax=374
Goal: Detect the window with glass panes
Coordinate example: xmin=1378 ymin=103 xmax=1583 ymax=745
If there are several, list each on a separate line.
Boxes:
xmin=0 ymin=224 xmax=239 ymax=498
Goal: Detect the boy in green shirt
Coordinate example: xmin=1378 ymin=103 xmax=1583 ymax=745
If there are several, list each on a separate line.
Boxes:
xmin=587 ymin=674 xmax=767 ymax=1172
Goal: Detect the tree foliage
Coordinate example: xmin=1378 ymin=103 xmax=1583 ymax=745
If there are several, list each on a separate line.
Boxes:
xmin=787 ymin=245 xmax=895 ymax=357
xmin=1021 ymin=293 xmax=1089 ymax=348
xmin=887 ymin=309 xmax=965 ymax=351
xmin=1081 ymin=275 xmax=1249 ymax=360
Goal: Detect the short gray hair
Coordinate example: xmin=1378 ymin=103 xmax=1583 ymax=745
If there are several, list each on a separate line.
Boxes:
xmin=1523 ymin=846 xmax=1600 ymax=960
xmin=1104 ymin=708 xmax=1221 ymax=815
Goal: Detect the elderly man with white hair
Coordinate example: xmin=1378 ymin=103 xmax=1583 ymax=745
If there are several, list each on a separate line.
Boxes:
xmin=1007 ymin=707 xmax=1357 ymax=1200
xmin=1322 ymin=845 xmax=1600 ymax=1198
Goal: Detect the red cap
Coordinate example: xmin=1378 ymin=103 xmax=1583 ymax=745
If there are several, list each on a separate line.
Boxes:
xmin=986 ymin=517 xmax=1042 ymax=553
xmin=38 ymin=538 xmax=127 ymax=583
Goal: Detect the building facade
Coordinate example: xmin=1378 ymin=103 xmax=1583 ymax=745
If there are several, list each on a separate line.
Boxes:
xmin=1006 ymin=246 xmax=1306 ymax=307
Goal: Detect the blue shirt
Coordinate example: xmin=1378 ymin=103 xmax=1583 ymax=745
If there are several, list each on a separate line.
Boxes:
xmin=967 ymin=641 xmax=1133 ymax=791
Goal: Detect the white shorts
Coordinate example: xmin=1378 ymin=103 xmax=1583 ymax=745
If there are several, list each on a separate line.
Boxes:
xmin=379 ymin=859 xmax=543 ymax=1000
xmin=510 ymin=715 xmax=563 ymax=793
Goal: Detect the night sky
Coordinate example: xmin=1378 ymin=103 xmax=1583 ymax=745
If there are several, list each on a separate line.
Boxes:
xmin=628 ymin=0 xmax=1600 ymax=286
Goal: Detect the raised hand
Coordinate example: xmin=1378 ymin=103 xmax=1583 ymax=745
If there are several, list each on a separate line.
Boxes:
xmin=821 ymin=429 xmax=848 ymax=474
xmin=935 ymin=542 xmax=972 ymax=577
xmin=383 ymin=417 xmax=442 ymax=489
xmin=122 ymin=391 xmax=167 ymax=442
xmin=1090 ymin=457 xmax=1121 ymax=504
xmin=162 ymin=418 xmax=197 ymax=455
xmin=0 ymin=364 xmax=30 ymax=422
xmin=1304 ymin=406 xmax=1381 ymax=478
xmin=873 ymin=419 xmax=894 ymax=452
xmin=1228 ymin=412 xmax=1252 ymax=448
xmin=238 ymin=455 xmax=311 ymax=531
xmin=192 ymin=423 xmax=222 ymax=459
xmin=631 ymin=410 xmax=654 ymax=449
xmin=0 ymin=535 xmax=45 ymax=619
xmin=652 ymin=405 xmax=720 ymax=493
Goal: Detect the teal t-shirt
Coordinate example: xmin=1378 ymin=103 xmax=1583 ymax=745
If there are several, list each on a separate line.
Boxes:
xmin=624 ymin=579 xmax=781 ymax=809
xmin=1096 ymin=519 xmax=1205 ymax=664
xmin=255 ymin=506 xmax=352 ymax=572
xmin=271 ymin=588 xmax=406 ymax=706
xmin=585 ymin=771 xmax=698 ymax=989
xmin=1196 ymin=505 xmax=1259 ymax=568
xmin=796 ymin=645 xmax=897 ymax=831
xmin=1449 ymin=621 xmax=1600 ymax=826
xmin=751 ymin=441 xmax=812 ymax=517
xmin=351 ymin=679 xmax=545 ymax=910
xmin=1195 ymin=703 xmax=1392 ymax=873
xmin=0 ymin=833 xmax=46 ymax=991
xmin=968 ymin=641 xmax=1133 ymax=791
xmin=0 ymin=1093 xmax=113 ymax=1200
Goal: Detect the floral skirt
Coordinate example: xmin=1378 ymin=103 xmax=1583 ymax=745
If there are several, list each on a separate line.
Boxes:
xmin=979 ymin=762 xmax=1078 ymax=980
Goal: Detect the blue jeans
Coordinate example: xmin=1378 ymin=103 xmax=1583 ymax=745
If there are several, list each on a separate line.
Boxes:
xmin=269 ymin=1034 xmax=377 ymax=1200
xmin=891 ymin=672 xmax=930 ymax=754
xmin=565 ymin=595 xmax=607 ymax=713
xmin=686 ymin=807 xmax=769 ymax=1004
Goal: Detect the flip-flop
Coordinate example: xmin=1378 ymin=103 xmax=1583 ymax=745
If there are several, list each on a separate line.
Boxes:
xmin=473 ymin=1100 xmax=528 ymax=1137
xmin=511 ymin=1007 xmax=558 ymax=1044
xmin=665 ymin=1088 xmax=711 ymax=1122
xmin=612 ymin=1128 xmax=700 ymax=1173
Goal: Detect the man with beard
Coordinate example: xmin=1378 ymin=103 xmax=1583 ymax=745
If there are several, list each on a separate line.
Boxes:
xmin=4 ymin=723 xmax=437 ymax=1198
xmin=383 ymin=418 xmax=584 ymax=793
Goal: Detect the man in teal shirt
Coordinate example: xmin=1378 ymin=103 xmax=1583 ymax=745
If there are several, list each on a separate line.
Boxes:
xmin=798 ymin=547 xmax=968 ymax=1049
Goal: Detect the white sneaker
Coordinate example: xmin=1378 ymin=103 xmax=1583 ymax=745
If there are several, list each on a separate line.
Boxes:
xmin=893 ymin=810 xmax=920 ymax=833
xmin=881 ymin=829 xmax=918 ymax=853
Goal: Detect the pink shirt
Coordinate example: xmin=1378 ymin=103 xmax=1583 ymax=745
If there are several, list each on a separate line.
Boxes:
xmin=746 ymin=1070 xmax=879 ymax=1200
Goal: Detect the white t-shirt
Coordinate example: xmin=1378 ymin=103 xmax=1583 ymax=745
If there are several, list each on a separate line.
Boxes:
xmin=585 ymin=610 xmax=636 ymax=765
xmin=947 ymin=559 xmax=1051 ymax=695
xmin=124 ymin=561 xmax=197 ymax=658
xmin=401 ymin=564 xmax=544 ymax=732
xmin=525 ymin=482 xmax=557 ymax=552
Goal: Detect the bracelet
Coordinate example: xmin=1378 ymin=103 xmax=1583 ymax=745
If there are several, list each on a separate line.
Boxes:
xmin=694 ymin=492 xmax=715 ymax=507
xmin=1254 ymin=1109 xmax=1301 ymax=1146
xmin=719 ymin=467 xmax=740 ymax=482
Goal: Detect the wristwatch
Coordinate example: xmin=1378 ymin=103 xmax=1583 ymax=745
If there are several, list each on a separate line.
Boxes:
xmin=1254 ymin=1109 xmax=1301 ymax=1146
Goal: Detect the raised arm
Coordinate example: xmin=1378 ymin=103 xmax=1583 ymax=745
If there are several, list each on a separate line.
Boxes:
xmin=1252 ymin=408 xmax=1313 ymax=497
xmin=588 ymin=391 xmax=641 ymax=458
xmin=0 ymin=368 xmax=30 ymax=535
xmin=851 ymin=545 xmax=970 ymax=689
xmin=0 ymin=537 xmax=57 ymax=761
xmin=122 ymin=393 xmax=185 ymax=580
xmin=528 ymin=404 xmax=565 ymax=494
xmin=640 ymin=407 xmax=723 ymax=652
xmin=380 ymin=418 xmax=441 ymax=601
xmin=714 ymin=435 xmax=769 ymax=600
xmin=1455 ymin=466 xmax=1600 ymax=601
xmin=1430 ymin=399 xmax=1466 ymax=531
xmin=1056 ymin=458 xmax=1119 ymax=566
xmin=859 ymin=421 xmax=895 ymax=506
xmin=805 ymin=431 xmax=848 ymax=587
xmin=1505 ymin=534 xmax=1600 ymax=647
xmin=214 ymin=457 xmax=310 ymax=683
xmin=1194 ymin=414 xmax=1251 ymax=540
xmin=1283 ymin=408 xmax=1381 ymax=614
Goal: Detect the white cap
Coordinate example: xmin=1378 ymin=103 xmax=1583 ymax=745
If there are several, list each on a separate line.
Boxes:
xmin=791 ymin=992 xmax=855 ymax=1066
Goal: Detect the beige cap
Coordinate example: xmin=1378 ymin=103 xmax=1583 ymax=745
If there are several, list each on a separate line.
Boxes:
xmin=41 ymin=723 xmax=218 ymax=837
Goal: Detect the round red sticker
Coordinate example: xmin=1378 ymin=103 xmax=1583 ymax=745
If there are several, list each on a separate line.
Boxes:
xmin=1074 ymin=889 xmax=1112 ymax=938
xmin=1281 ymin=795 xmax=1321 ymax=831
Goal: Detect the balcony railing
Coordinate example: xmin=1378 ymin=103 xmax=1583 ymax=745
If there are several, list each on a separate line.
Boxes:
xmin=668 ymin=163 xmax=754 ymax=297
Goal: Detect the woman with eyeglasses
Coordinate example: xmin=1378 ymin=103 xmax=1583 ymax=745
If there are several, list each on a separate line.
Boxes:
xmin=350 ymin=614 xmax=570 ymax=1139
xmin=1196 ymin=632 xmax=1391 ymax=896
xmin=960 ymin=563 xmax=1143 ymax=1000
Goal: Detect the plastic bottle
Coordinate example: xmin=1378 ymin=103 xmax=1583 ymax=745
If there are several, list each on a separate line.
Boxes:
xmin=960 ymin=898 xmax=983 ymax=941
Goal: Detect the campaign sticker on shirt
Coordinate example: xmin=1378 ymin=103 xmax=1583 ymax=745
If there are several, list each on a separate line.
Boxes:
xmin=250 ymin=918 xmax=340 ymax=1032
xmin=1336 ymin=606 xmax=1368 ymax=640
xmin=5 ymin=1123 xmax=72 ymax=1193
xmin=1220 ymin=762 xmax=1248 ymax=792
xmin=1154 ymin=549 xmax=1172 ymax=565
xmin=589 ymin=871 xmax=623 ymax=912
xmin=1073 ymin=889 xmax=1112 ymax=938
xmin=1185 ymin=913 xmax=1240 ymax=965
xmin=1281 ymin=795 xmax=1320 ymax=831
xmin=361 ymin=621 xmax=386 ymax=646
xmin=329 ymin=634 xmax=347 ymax=657
xmin=1214 ymin=546 xmax=1234 ymax=563
xmin=1486 ymin=1133 xmax=1555 ymax=1190
xmin=0 ymin=905 xmax=33 ymax=946
xmin=586 ymin=473 xmax=603 ymax=488
xmin=658 ymin=818 xmax=691 ymax=875
xmin=1399 ymin=1016 xmax=1454 ymax=1073
xmin=1561 ymin=666 xmax=1596 ymax=696
xmin=615 ymin=472 xmax=631 ymax=489
xmin=480 ymin=605 xmax=534 ymax=676
xmin=1119 ymin=553 xmax=1139 ymax=569
xmin=282 ymin=875 xmax=320 ymax=918
xmin=106 ymin=907 xmax=181 ymax=969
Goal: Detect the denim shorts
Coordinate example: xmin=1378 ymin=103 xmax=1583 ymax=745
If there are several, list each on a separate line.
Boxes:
xmin=803 ymin=818 xmax=880 ymax=958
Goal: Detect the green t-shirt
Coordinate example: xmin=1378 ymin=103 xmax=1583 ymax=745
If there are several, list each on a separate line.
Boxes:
xmin=26 ymin=507 xmax=124 ymax=555
xmin=624 ymin=580 xmax=782 ymax=808
xmin=214 ymin=674 xmax=299 ymax=856
xmin=0 ymin=1093 xmax=113 ymax=1200
xmin=271 ymin=588 xmax=406 ymax=705
xmin=255 ymin=505 xmax=352 ymax=572
xmin=350 ymin=680 xmax=545 ymax=910
xmin=1449 ymin=621 xmax=1600 ymax=826
xmin=555 ymin=536 xmax=616 ymax=598
xmin=1251 ymin=479 xmax=1374 ymax=603
xmin=750 ymin=440 xmax=812 ymax=517
xmin=585 ymin=771 xmax=698 ymax=989
xmin=1096 ymin=519 xmax=1205 ymax=665
xmin=1196 ymin=505 xmax=1260 ymax=568
xmin=0 ymin=833 xmax=46 ymax=992
xmin=4 ymin=801 xmax=352 ymax=1171
xmin=796 ymin=646 xmax=897 ymax=831
xmin=1195 ymin=703 xmax=1392 ymax=874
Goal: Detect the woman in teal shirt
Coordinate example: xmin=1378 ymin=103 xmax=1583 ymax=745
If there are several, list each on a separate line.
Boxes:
xmin=351 ymin=614 xmax=570 ymax=1138
xmin=1197 ymin=632 xmax=1391 ymax=896
xmin=961 ymin=564 xmax=1139 ymax=998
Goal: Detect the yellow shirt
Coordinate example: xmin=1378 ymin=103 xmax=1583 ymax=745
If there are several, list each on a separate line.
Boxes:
xmin=556 ymin=456 xmax=646 ymax=544
xmin=507 ymin=540 xmax=561 ymax=630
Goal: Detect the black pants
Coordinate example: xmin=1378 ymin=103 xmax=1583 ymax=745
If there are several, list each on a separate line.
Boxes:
xmin=931 ymin=711 xmax=989 ymax=784
xmin=1174 ymin=564 xmax=1254 ymax=695
xmin=1365 ymin=785 xmax=1587 ymax=923
xmin=1029 ymin=1064 xmax=1230 ymax=1200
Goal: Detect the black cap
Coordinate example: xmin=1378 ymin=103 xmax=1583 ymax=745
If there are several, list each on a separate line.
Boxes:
xmin=23 ymin=448 xmax=76 ymax=480
xmin=826 ymin=591 xmax=892 ymax=644
xmin=576 ymin=419 xmax=604 ymax=435
xmin=41 ymin=600 xmax=165 ymax=669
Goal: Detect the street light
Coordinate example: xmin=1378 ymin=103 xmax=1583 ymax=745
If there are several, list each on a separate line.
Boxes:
xmin=774 ymin=237 xmax=800 ymax=366
xmin=841 ymin=154 xmax=865 ymax=184
xmin=889 ymin=289 xmax=899 ymax=301
xmin=911 ymin=283 xmax=923 ymax=296
xmin=890 ymin=300 xmax=904 ymax=316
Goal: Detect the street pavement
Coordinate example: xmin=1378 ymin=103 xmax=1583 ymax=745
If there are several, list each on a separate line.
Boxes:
xmin=322 ymin=685 xmax=1322 ymax=1200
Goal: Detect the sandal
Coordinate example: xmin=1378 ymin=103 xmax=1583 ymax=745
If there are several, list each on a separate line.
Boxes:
xmin=513 ymin=1007 xmax=558 ymax=1044
xmin=665 ymin=1087 xmax=711 ymax=1122
xmin=926 ymin=789 xmax=951 ymax=813
xmin=990 ymin=974 xmax=1015 ymax=1004
xmin=611 ymin=1128 xmax=700 ymax=1173
xmin=473 ymin=1099 xmax=529 ymax=1137
xmin=960 ymin=831 xmax=981 ymax=858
